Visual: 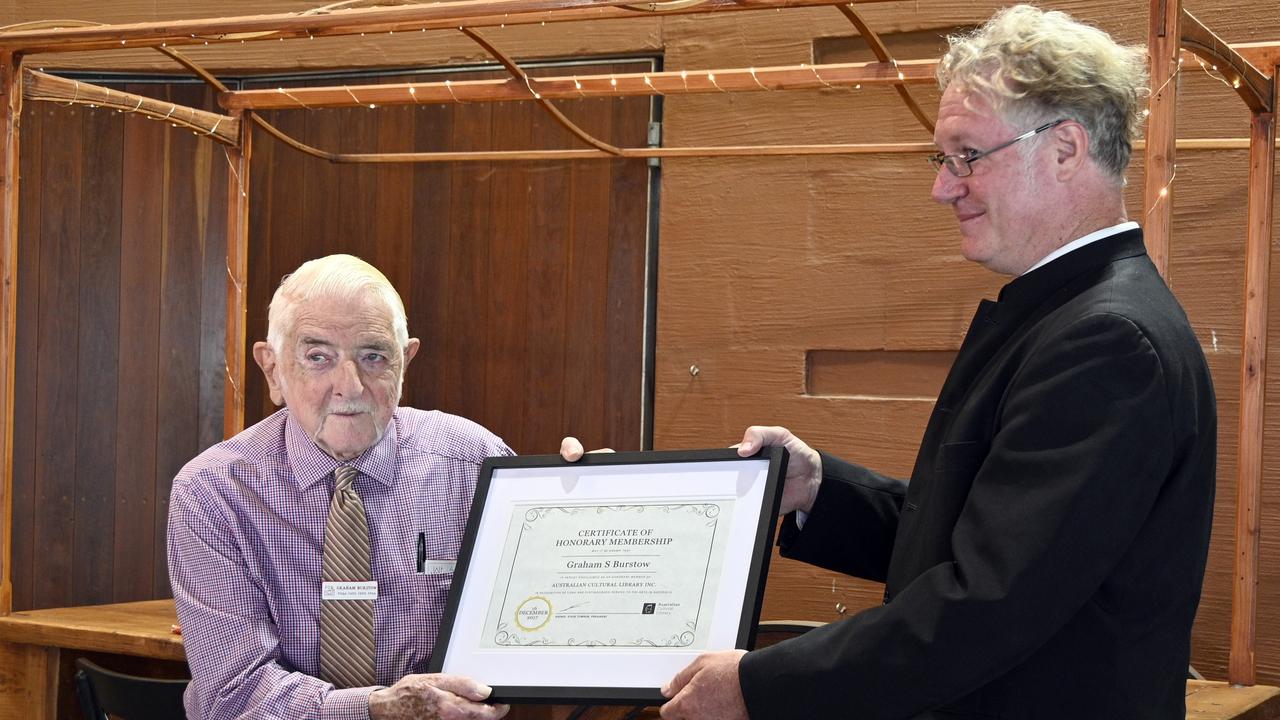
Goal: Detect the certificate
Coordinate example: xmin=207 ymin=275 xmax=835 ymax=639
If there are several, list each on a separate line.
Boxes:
xmin=483 ymin=501 xmax=734 ymax=649
xmin=428 ymin=448 xmax=788 ymax=704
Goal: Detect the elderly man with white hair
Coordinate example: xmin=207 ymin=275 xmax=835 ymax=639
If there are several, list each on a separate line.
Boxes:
xmin=567 ymin=5 xmax=1216 ymax=720
xmin=169 ymin=254 xmax=511 ymax=720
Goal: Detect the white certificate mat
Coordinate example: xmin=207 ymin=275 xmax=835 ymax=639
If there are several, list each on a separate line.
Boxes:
xmin=428 ymin=448 xmax=787 ymax=705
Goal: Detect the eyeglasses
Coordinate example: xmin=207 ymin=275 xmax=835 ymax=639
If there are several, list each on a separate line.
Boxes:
xmin=927 ymin=118 xmax=1068 ymax=178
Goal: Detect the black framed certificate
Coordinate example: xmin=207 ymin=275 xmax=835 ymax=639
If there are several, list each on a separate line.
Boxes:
xmin=427 ymin=447 xmax=788 ymax=705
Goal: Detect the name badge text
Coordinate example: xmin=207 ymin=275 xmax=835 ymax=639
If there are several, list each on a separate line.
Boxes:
xmin=322 ymin=581 xmax=378 ymax=601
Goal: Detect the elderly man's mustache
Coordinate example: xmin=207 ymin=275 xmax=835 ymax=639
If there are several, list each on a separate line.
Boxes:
xmin=324 ymin=403 xmax=374 ymax=415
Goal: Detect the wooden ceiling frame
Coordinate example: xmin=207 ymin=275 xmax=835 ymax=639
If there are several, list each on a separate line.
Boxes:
xmin=1143 ymin=0 xmax=1277 ymax=688
xmin=0 ymin=0 xmax=938 ymax=622
xmin=0 ymin=0 xmax=892 ymax=54
xmin=0 ymin=3 xmax=1277 ymax=699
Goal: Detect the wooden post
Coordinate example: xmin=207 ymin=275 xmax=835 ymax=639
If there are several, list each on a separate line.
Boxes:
xmin=1143 ymin=0 xmax=1180 ymax=278
xmin=223 ymin=110 xmax=251 ymax=439
xmin=1230 ymin=87 xmax=1277 ymax=687
xmin=0 ymin=51 xmax=22 ymax=616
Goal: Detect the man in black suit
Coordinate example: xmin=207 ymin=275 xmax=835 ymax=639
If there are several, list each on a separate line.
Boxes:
xmin=567 ymin=5 xmax=1215 ymax=719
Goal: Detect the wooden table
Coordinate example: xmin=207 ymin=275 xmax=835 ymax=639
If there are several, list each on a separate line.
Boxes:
xmin=0 ymin=600 xmax=636 ymax=720
xmin=0 ymin=600 xmax=185 ymax=720
xmin=2 ymin=602 xmax=1276 ymax=720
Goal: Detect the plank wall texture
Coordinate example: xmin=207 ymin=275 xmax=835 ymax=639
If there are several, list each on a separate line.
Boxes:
xmin=11 ymin=85 xmax=229 ymax=610
xmin=9 ymin=64 xmax=651 ymax=614
xmin=241 ymin=63 xmax=652 ymax=455
xmin=6 ymin=0 xmax=1280 ymax=688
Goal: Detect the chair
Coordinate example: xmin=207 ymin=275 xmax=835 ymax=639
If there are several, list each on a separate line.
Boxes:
xmin=74 ymin=657 xmax=189 ymax=720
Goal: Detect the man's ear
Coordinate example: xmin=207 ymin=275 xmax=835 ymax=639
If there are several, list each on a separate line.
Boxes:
xmin=403 ymin=338 xmax=421 ymax=368
xmin=252 ymin=341 xmax=286 ymax=406
xmin=1052 ymin=120 xmax=1089 ymax=180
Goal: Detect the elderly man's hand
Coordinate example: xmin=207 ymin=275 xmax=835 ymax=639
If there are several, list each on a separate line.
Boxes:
xmin=559 ymin=436 xmax=614 ymax=461
xmin=737 ymin=426 xmax=822 ymax=515
xmin=659 ymin=650 xmax=749 ymax=720
xmin=368 ymin=674 xmax=509 ymax=720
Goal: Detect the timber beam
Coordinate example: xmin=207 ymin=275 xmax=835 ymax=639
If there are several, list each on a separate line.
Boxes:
xmin=1182 ymin=9 xmax=1274 ymax=113
xmin=221 ymin=59 xmax=938 ymax=110
xmin=22 ymin=69 xmax=239 ymax=145
xmin=0 ymin=0 xmax=892 ymax=54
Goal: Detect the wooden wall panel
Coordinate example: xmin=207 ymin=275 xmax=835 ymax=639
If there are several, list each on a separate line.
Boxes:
xmin=32 ymin=102 xmax=82 ymax=609
xmin=485 ymin=102 xmax=533 ymax=453
xmin=15 ymin=63 xmax=670 ymax=609
xmin=73 ymin=100 xmax=122 ymax=606
xmin=522 ymin=108 xmax=570 ymax=454
xmin=153 ymin=84 xmax=221 ymax=597
xmin=562 ymin=105 xmax=612 ymax=451
xmin=196 ymin=91 xmax=229 ymax=455
xmin=114 ymin=83 xmax=165 ymax=603
xmin=605 ymin=90 xmax=649 ymax=445
xmin=407 ymin=102 xmax=454 ymax=432
xmin=241 ymin=62 xmax=652 ymax=456
xmin=11 ymin=97 xmax=41 ymax=613
xmin=443 ymin=94 xmax=494 ymax=433
xmin=13 ymin=83 xmax=228 ymax=611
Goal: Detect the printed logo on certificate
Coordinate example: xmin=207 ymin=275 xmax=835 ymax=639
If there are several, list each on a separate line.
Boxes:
xmin=481 ymin=502 xmax=734 ymax=649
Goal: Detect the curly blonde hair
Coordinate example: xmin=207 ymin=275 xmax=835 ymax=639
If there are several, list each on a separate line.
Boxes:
xmin=938 ymin=5 xmax=1148 ymax=179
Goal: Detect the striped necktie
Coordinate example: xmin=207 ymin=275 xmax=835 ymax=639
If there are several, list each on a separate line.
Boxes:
xmin=319 ymin=465 xmax=377 ymax=688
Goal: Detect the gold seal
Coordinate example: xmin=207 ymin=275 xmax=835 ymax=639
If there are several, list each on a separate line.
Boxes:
xmin=514 ymin=596 xmax=553 ymax=631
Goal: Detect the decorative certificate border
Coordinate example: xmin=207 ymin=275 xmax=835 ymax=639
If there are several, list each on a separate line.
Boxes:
xmin=484 ymin=502 xmax=731 ymax=649
xmin=427 ymin=448 xmax=788 ymax=705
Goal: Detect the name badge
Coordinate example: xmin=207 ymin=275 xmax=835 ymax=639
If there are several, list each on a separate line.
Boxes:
xmin=322 ymin=581 xmax=378 ymax=601
xmin=422 ymin=560 xmax=456 ymax=576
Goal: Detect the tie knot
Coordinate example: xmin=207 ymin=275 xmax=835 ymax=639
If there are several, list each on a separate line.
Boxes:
xmin=335 ymin=465 xmax=358 ymax=493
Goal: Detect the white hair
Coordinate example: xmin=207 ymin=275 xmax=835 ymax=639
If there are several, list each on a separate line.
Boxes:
xmin=266 ymin=254 xmax=409 ymax=352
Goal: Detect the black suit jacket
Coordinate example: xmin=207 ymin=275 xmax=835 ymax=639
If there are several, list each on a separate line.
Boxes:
xmin=738 ymin=229 xmax=1216 ymax=719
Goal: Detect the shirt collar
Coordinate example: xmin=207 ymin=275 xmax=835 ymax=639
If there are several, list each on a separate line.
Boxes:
xmin=1022 ymin=221 xmax=1139 ymax=275
xmin=283 ymin=409 xmax=400 ymax=491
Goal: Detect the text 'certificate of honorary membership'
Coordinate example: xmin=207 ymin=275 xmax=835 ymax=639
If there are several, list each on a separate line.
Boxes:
xmin=481 ymin=502 xmax=734 ymax=650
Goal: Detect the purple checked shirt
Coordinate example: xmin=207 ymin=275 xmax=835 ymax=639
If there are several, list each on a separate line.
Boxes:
xmin=168 ymin=407 xmax=514 ymax=720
